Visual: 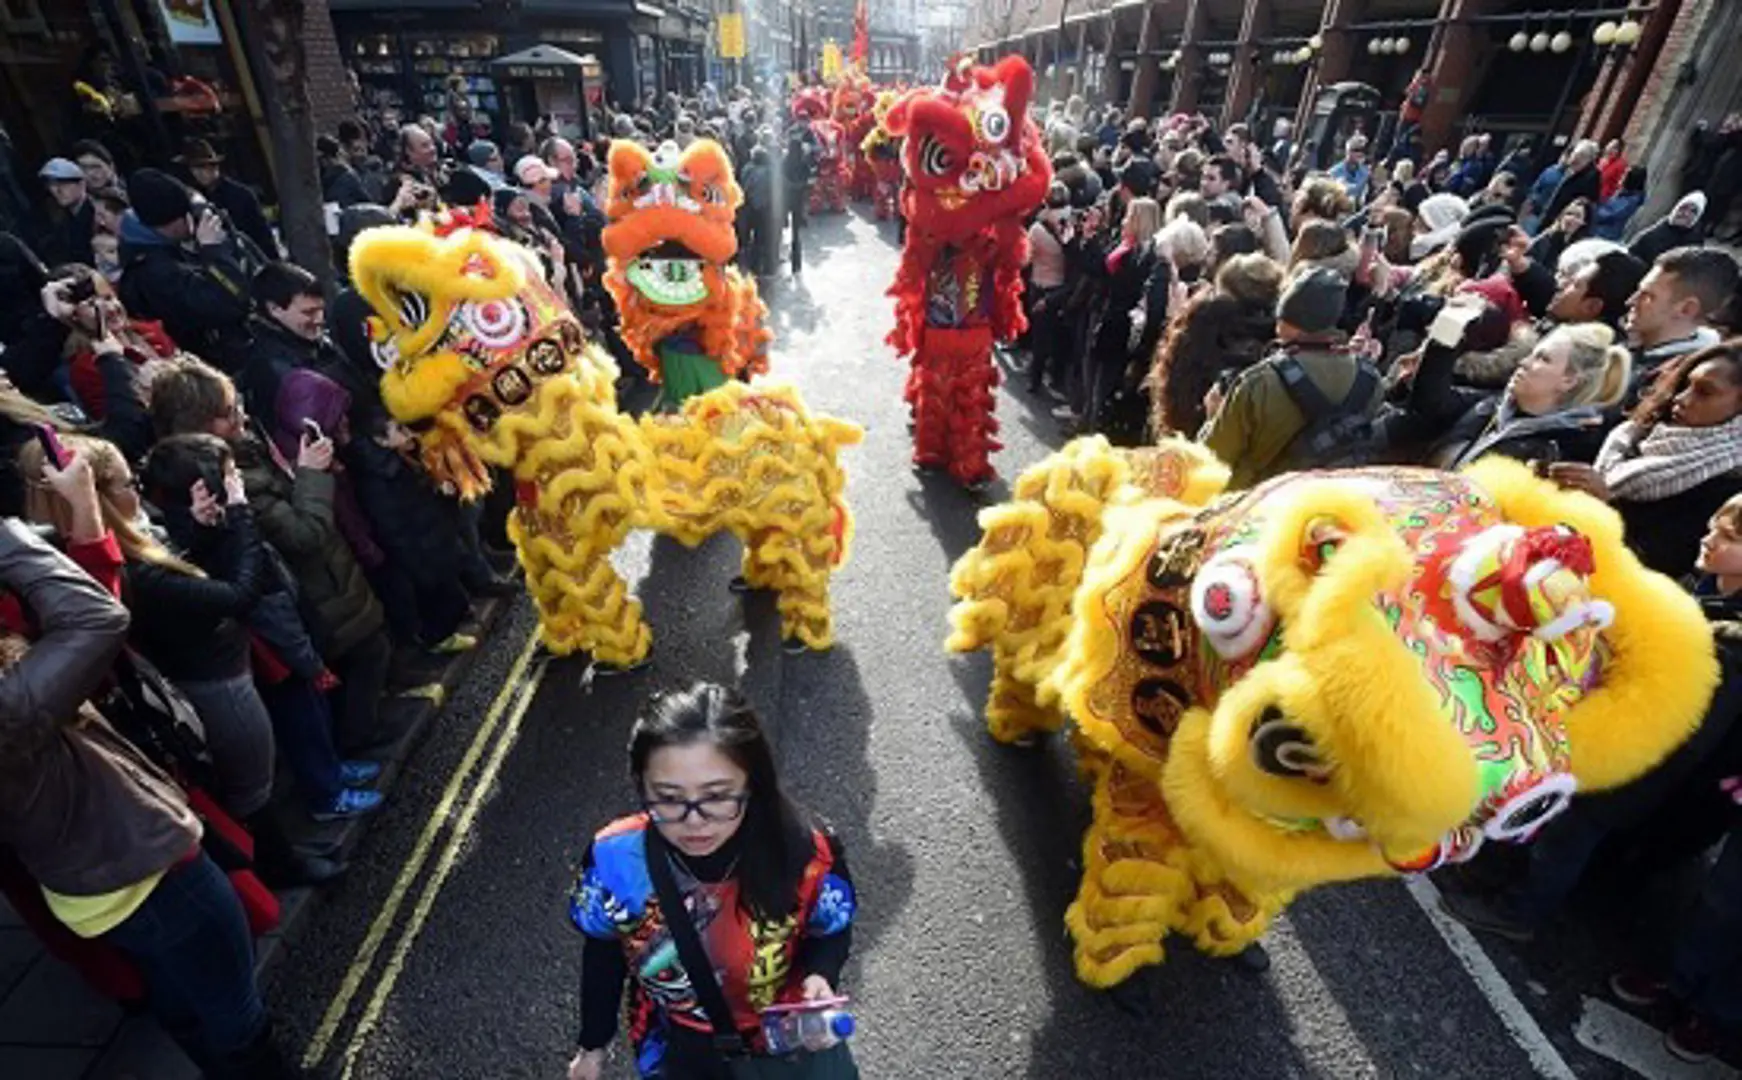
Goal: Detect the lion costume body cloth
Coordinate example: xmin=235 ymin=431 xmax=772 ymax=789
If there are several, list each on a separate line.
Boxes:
xmin=600 ymin=137 xmax=772 ymax=410
xmin=350 ymin=214 xmax=860 ymax=666
xmin=949 ymin=437 xmax=1716 ymax=987
xmin=884 ymin=56 xmax=1051 ymax=487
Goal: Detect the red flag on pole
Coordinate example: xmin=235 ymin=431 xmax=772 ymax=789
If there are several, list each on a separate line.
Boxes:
xmin=851 ymin=0 xmax=869 ymax=67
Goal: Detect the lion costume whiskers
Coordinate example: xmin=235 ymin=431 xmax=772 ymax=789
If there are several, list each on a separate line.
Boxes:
xmin=949 ymin=437 xmax=1715 ymax=987
xmin=351 ymin=214 xmax=860 ymax=666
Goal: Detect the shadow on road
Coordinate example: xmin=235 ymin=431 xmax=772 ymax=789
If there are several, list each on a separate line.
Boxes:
xmin=774 ymin=644 xmax=916 ymax=962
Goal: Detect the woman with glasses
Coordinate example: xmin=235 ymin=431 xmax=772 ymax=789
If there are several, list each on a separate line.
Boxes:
xmin=567 ymin=682 xmax=857 ymax=1080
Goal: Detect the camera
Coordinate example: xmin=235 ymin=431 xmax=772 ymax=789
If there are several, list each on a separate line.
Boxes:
xmin=59 ymin=276 xmax=96 ymax=305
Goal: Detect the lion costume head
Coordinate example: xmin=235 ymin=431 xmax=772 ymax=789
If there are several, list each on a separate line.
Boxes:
xmin=600 ymin=138 xmax=770 ymax=382
xmin=883 ymin=55 xmax=1051 ymax=242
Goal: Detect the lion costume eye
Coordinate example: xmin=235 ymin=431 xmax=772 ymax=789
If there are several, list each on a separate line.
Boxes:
xmin=1250 ymin=708 xmax=1330 ymax=780
xmin=1483 ymin=773 xmax=1577 ymax=842
xmin=1189 ymin=555 xmax=1273 ymax=659
xmin=919 ymin=136 xmax=954 ymax=178
xmin=463 ymin=298 xmax=529 ymax=350
xmin=978 ymin=106 xmax=1011 ymax=145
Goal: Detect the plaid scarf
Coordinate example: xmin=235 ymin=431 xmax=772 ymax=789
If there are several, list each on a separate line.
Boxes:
xmin=1596 ymin=415 xmax=1742 ymax=503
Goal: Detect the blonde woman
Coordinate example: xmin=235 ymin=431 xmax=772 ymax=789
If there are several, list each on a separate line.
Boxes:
xmin=1403 ymin=310 xmax=1631 ymax=469
xmin=1086 ymin=197 xmax=1166 ymax=436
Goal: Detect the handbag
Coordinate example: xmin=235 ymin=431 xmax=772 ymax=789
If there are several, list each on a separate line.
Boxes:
xmin=644 ymin=828 xmax=860 ymax=1080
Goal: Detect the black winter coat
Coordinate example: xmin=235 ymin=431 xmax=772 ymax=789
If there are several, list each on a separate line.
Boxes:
xmin=1385 ymin=341 xmax=1610 ymax=468
xmin=124 ymin=507 xmax=269 ymax=683
xmin=1617 ymin=473 xmax=1742 ymax=579
xmin=117 ymin=223 xmax=253 ymax=372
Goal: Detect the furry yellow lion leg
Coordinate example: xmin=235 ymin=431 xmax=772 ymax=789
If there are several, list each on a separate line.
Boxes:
xmin=1064 ymin=751 xmax=1195 ymax=987
xmin=986 ymin=660 xmax=1063 ymax=744
xmin=509 ymin=507 xmax=652 ymax=666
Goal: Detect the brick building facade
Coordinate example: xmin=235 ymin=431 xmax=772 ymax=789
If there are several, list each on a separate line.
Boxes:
xmin=963 ymin=0 xmax=1742 ymax=218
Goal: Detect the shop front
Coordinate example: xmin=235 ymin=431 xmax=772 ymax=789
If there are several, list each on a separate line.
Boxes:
xmin=333 ymin=0 xmax=711 ymax=131
xmin=491 ymin=44 xmax=606 ymax=139
xmin=0 ymin=0 xmax=278 ymax=234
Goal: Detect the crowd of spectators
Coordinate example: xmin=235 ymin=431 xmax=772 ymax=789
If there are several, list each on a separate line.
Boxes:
xmin=0 ymin=77 xmax=834 ymax=1077
xmin=1015 ymin=93 xmax=1742 ymax=1065
xmin=1 ymin=66 xmax=1740 ymax=1074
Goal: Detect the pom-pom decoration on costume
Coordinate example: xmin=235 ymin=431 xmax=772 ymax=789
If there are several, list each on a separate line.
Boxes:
xmin=883 ymin=55 xmax=1051 ymax=487
xmin=948 ymin=437 xmax=1716 ymax=987
xmin=349 ymin=218 xmax=861 ymax=666
xmin=600 ymin=138 xmax=773 ymax=409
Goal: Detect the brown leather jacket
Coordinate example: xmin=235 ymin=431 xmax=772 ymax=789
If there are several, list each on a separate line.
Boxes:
xmin=0 ymin=521 xmax=200 ymax=896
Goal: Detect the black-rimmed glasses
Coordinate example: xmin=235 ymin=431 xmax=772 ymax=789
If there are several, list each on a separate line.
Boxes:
xmin=643 ymin=792 xmax=750 ymax=824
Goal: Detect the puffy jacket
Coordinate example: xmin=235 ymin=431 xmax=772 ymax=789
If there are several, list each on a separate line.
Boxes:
xmin=0 ymin=522 xmax=201 ymax=896
xmin=125 ymin=507 xmax=268 ymax=683
xmin=234 ymin=436 xmax=383 ymax=659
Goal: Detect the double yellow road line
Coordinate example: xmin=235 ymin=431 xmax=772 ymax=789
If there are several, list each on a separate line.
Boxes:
xmin=302 ymin=628 xmax=548 ymax=1077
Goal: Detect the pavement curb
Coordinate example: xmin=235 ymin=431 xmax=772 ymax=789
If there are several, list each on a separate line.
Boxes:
xmin=253 ymin=597 xmax=511 ymax=981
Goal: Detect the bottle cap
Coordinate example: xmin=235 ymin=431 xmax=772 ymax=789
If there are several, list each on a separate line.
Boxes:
xmin=831 ymin=1012 xmax=856 ymax=1039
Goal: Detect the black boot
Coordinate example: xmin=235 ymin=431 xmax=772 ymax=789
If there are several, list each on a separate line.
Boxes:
xmin=246 ymin=811 xmax=347 ymax=888
xmin=211 ymin=1018 xmax=305 ymax=1080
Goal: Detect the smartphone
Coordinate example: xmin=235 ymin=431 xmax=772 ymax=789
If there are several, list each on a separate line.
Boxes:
xmin=1360 ymin=226 xmax=1385 ymax=254
xmin=302 ymin=418 xmax=325 ymax=442
xmin=34 ymin=424 xmax=69 ymax=470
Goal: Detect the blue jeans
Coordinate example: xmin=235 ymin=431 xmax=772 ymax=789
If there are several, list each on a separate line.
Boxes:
xmin=175 ymin=672 xmax=276 ymax=818
xmin=102 ymin=852 xmax=265 ymax=1075
xmin=258 ymin=676 xmax=344 ymax=810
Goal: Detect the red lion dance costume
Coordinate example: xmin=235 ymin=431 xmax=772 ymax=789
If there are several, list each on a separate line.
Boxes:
xmin=884 ymin=56 xmax=1050 ymax=488
xmin=793 ymin=88 xmax=848 ymax=214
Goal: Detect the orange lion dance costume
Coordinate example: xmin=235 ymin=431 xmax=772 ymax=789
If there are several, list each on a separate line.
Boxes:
xmin=600 ymin=138 xmax=771 ymax=409
xmin=884 ymin=56 xmax=1050 ymax=488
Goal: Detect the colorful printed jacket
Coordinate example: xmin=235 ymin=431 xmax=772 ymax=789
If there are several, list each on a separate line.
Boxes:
xmin=570 ymin=814 xmax=855 ymax=1077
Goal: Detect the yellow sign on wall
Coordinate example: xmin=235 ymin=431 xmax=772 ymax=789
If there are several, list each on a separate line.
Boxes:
xmin=822 ymin=40 xmax=842 ymax=78
xmin=718 ymin=13 xmax=746 ymax=59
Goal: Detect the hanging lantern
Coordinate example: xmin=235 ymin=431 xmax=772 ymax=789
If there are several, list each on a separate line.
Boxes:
xmin=1614 ymin=19 xmax=1643 ymax=45
xmin=1368 ymin=38 xmax=1382 ymax=55
xmin=1550 ymin=31 xmax=1572 ymax=53
xmin=1308 ymin=33 xmax=1323 ymax=52
xmin=1593 ymin=21 xmax=1618 ymax=46
xmin=1509 ymin=31 xmax=1529 ymax=52
xmin=1394 ymin=37 xmax=1411 ymax=54
xmin=1296 ymin=47 xmax=1312 ymax=64
xmin=1530 ymin=32 xmax=1550 ymax=52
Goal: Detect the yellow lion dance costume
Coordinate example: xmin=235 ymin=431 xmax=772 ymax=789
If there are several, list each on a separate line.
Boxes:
xmin=600 ymin=138 xmax=771 ymax=408
xmin=348 ymin=215 xmax=861 ymax=667
xmin=949 ymin=437 xmax=1716 ymax=987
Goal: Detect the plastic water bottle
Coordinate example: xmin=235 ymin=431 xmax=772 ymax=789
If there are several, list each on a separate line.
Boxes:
xmin=761 ymin=1006 xmax=856 ymax=1055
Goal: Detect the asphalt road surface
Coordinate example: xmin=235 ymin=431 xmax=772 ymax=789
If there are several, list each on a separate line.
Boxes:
xmin=272 ymin=210 xmax=1683 ymax=1080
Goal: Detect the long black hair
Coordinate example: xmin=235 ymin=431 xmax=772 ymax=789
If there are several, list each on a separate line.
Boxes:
xmin=630 ymin=682 xmax=813 ymax=923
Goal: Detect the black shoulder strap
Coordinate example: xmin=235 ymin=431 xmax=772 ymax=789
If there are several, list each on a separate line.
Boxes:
xmin=644 ymin=827 xmax=749 ymax=1056
xmin=1273 ymin=354 xmax=1335 ymax=415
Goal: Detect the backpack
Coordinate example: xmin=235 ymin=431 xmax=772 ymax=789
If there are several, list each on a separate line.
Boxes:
xmin=1271 ymin=353 xmax=1385 ymax=472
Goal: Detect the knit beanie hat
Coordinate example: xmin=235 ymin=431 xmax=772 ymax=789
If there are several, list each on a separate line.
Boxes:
xmin=128 ymin=168 xmax=193 ymax=228
xmin=1277 ymin=266 xmax=1348 ymax=335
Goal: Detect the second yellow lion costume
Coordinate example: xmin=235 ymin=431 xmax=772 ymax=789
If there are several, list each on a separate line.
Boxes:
xmin=350 ymin=216 xmax=860 ymax=665
xmin=950 ymin=437 xmax=1716 ymax=987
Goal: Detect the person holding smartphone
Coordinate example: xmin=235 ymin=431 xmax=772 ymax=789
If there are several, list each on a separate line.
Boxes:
xmin=568 ymin=683 xmax=857 ymax=1080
